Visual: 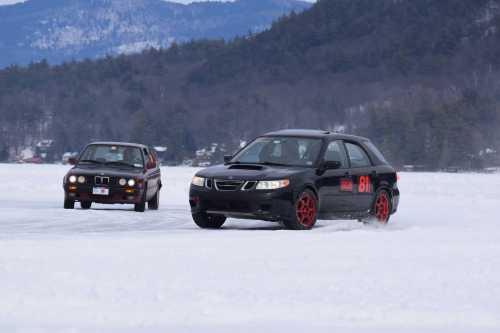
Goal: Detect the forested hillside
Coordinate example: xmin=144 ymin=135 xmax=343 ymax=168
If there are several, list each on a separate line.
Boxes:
xmin=1 ymin=0 xmax=500 ymax=169
xmin=0 ymin=0 xmax=310 ymax=67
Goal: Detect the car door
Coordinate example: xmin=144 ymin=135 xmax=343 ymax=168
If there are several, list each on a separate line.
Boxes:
xmin=316 ymin=140 xmax=355 ymax=216
xmin=343 ymin=141 xmax=376 ymax=212
xmin=143 ymin=148 xmax=160 ymax=200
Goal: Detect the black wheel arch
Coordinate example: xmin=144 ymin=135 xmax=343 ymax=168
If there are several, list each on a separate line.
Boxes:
xmin=375 ymin=184 xmax=393 ymax=197
xmin=296 ymin=183 xmax=318 ymax=200
xmin=374 ymin=178 xmax=394 ymax=198
xmin=294 ymin=184 xmax=319 ymax=212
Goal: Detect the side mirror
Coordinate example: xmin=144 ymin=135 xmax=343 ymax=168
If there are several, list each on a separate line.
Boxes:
xmin=322 ymin=161 xmax=342 ymax=170
xmin=224 ymin=155 xmax=233 ymax=163
xmin=68 ymin=157 xmax=77 ymax=165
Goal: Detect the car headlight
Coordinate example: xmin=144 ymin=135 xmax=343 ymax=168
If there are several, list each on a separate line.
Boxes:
xmin=77 ymin=176 xmax=86 ymax=184
xmin=119 ymin=178 xmax=127 ymax=186
xmin=191 ymin=176 xmax=205 ymax=187
xmin=127 ymin=179 xmax=136 ymax=187
xmin=256 ymin=179 xmax=290 ymax=190
xmin=68 ymin=175 xmax=77 ymax=183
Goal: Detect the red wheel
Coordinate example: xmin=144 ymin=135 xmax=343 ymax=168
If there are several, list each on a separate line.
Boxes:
xmin=296 ymin=192 xmax=317 ymax=227
xmin=373 ymin=190 xmax=391 ymax=224
xmin=283 ymin=189 xmax=318 ymax=230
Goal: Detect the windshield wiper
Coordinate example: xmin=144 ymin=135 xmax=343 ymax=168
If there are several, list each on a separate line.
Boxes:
xmin=259 ymin=161 xmax=289 ymax=167
xmin=78 ymin=159 xmax=102 ymax=164
xmin=105 ymin=161 xmax=140 ymax=168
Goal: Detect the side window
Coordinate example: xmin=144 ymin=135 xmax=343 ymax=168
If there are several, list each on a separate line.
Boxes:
xmin=149 ymin=149 xmax=158 ymax=167
xmin=324 ymin=141 xmax=348 ymax=168
xmin=143 ymin=148 xmax=150 ymax=165
xmin=144 ymin=148 xmax=156 ymax=168
xmin=345 ymin=142 xmax=372 ymax=168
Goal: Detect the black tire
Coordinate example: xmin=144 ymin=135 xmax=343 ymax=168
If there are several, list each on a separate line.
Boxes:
xmin=282 ymin=189 xmax=318 ymax=230
xmin=148 ymin=191 xmax=160 ymax=210
xmin=80 ymin=201 xmax=92 ymax=209
xmin=134 ymin=187 xmax=147 ymax=212
xmin=134 ymin=201 xmax=146 ymax=212
xmin=368 ymin=189 xmax=392 ymax=225
xmin=192 ymin=212 xmax=226 ymax=229
xmin=64 ymin=198 xmax=75 ymax=209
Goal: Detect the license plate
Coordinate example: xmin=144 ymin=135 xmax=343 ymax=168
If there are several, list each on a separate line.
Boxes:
xmin=92 ymin=187 xmax=109 ymax=196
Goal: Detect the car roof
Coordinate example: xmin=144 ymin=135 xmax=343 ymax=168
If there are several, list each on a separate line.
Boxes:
xmin=87 ymin=142 xmax=149 ymax=149
xmin=262 ymin=129 xmax=369 ymax=142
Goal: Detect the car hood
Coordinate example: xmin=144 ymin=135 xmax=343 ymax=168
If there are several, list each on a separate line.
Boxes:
xmin=67 ymin=165 xmax=144 ymax=178
xmin=196 ymin=164 xmax=309 ymax=181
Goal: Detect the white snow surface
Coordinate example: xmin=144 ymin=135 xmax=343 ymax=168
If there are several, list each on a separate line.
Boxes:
xmin=0 ymin=164 xmax=499 ymax=332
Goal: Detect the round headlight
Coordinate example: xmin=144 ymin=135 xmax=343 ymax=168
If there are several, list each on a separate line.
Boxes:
xmin=77 ymin=176 xmax=86 ymax=184
xmin=191 ymin=176 xmax=205 ymax=187
xmin=119 ymin=178 xmax=127 ymax=186
xmin=68 ymin=175 xmax=77 ymax=183
xmin=127 ymin=179 xmax=136 ymax=187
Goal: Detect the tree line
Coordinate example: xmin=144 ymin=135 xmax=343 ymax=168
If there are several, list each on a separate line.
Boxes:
xmin=1 ymin=0 xmax=500 ymax=169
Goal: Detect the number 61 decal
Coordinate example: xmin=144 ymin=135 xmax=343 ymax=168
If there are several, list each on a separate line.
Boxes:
xmin=358 ymin=175 xmax=371 ymax=193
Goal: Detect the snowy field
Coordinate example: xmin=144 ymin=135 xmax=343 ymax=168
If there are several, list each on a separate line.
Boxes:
xmin=0 ymin=164 xmax=499 ymax=333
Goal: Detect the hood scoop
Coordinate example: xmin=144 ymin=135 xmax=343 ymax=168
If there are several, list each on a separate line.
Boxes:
xmin=228 ymin=164 xmax=265 ymax=171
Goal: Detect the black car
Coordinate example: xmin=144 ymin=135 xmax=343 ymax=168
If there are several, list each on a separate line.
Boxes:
xmin=189 ymin=130 xmax=399 ymax=230
xmin=63 ymin=142 xmax=162 ymax=212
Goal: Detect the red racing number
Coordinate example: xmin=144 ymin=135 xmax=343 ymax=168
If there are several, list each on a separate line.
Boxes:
xmin=358 ymin=175 xmax=371 ymax=193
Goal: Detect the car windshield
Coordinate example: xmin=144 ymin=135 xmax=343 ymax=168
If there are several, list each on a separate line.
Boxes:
xmin=79 ymin=145 xmax=144 ymax=168
xmin=230 ymin=137 xmax=323 ymax=167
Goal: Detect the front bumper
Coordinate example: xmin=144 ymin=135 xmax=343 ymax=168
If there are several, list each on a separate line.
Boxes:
xmin=64 ymin=184 xmax=144 ymax=204
xmin=189 ymin=185 xmax=295 ymax=221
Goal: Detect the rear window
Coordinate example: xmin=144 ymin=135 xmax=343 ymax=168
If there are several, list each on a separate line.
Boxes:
xmin=365 ymin=141 xmax=389 ymax=165
xmin=345 ymin=142 xmax=372 ymax=168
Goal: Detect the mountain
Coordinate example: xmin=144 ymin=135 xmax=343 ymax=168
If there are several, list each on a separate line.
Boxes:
xmin=0 ymin=0 xmax=311 ymax=67
xmin=1 ymin=0 xmax=500 ymax=169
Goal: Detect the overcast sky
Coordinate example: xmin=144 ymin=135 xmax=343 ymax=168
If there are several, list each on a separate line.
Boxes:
xmin=0 ymin=0 xmax=316 ymax=5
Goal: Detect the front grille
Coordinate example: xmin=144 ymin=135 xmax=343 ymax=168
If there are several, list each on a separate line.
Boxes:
xmin=214 ymin=179 xmax=244 ymax=191
xmin=94 ymin=176 xmax=110 ymax=185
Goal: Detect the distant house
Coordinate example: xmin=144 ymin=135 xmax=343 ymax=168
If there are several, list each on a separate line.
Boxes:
xmin=16 ymin=139 xmax=55 ymax=163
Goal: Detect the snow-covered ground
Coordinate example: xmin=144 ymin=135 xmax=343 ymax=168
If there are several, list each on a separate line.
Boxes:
xmin=0 ymin=164 xmax=499 ymax=332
